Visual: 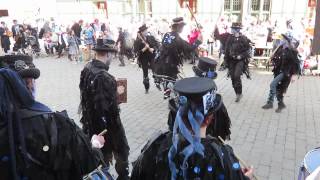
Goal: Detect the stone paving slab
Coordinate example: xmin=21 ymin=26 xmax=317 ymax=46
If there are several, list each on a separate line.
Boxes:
xmin=34 ymin=57 xmax=320 ymax=180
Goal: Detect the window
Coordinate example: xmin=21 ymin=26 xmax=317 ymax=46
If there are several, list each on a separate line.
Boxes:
xmin=224 ymin=0 xmax=231 ymax=10
xmin=146 ymin=0 xmax=152 ymax=15
xmin=233 ymin=0 xmax=241 ymax=11
xmin=224 ymin=0 xmax=241 ymax=21
xmin=224 ymin=0 xmax=241 ymax=12
xmin=251 ymin=0 xmax=260 ymax=11
xmin=263 ymin=0 xmax=271 ymax=11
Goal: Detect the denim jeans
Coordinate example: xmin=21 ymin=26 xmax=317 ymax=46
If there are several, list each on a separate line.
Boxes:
xmin=267 ymin=72 xmax=284 ymax=103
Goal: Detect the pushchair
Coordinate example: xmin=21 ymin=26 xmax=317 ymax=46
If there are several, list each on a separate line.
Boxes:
xmin=25 ymin=35 xmax=41 ymax=58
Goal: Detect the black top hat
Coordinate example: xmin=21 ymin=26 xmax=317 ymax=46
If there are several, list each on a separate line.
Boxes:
xmin=92 ymin=38 xmax=117 ymax=52
xmin=138 ymin=24 xmax=148 ymax=33
xmin=14 ymin=60 xmax=40 ymax=79
xmin=231 ymin=22 xmax=242 ymax=29
xmin=193 ymin=57 xmax=218 ymax=78
xmin=174 ymin=77 xmax=217 ymax=98
xmin=0 ymin=55 xmax=40 ymax=79
xmin=172 ymin=17 xmax=186 ymax=26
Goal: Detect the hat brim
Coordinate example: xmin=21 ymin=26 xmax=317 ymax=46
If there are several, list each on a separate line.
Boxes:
xmin=174 ymin=77 xmax=216 ymax=96
xmin=281 ymin=34 xmax=291 ymax=42
xmin=18 ymin=68 xmax=40 ymax=79
xmin=138 ymin=26 xmax=148 ymax=33
xmin=172 ymin=22 xmax=186 ymax=26
xmin=92 ymin=47 xmax=117 ymax=52
xmin=231 ymin=26 xmax=242 ymax=29
xmin=192 ymin=66 xmax=205 ymax=77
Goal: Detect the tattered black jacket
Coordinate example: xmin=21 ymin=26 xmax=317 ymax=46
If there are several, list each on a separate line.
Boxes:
xmin=79 ymin=60 xmax=130 ymax=160
xmin=134 ymin=34 xmax=159 ymax=61
xmin=224 ymin=35 xmax=251 ymax=63
xmin=272 ymin=46 xmax=301 ymax=77
xmin=131 ymin=131 xmax=249 ymax=180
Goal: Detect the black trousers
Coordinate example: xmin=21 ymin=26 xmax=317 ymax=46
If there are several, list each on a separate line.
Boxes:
xmin=57 ymin=43 xmax=66 ymax=56
xmin=1 ymin=36 xmax=10 ymax=53
xmin=90 ymin=118 xmax=130 ymax=180
xmin=139 ymin=57 xmax=153 ymax=90
xmin=229 ymin=60 xmax=244 ymax=95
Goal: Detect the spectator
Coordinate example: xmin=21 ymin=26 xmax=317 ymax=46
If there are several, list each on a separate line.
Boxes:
xmin=11 ymin=19 xmax=21 ymax=40
xmin=67 ymin=30 xmax=79 ymax=62
xmin=57 ymin=28 xmax=68 ymax=58
xmin=71 ymin=19 xmax=83 ymax=45
xmin=42 ymin=21 xmax=52 ymax=34
xmin=82 ymin=23 xmax=95 ymax=62
xmin=0 ymin=22 xmax=11 ymax=53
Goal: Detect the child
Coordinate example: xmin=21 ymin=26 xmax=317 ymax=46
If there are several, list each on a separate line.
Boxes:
xmin=67 ymin=30 xmax=79 ymax=62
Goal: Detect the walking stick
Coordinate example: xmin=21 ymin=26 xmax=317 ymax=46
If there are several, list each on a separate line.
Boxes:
xmin=98 ymin=129 xmax=108 ymax=136
xmin=266 ymin=44 xmax=282 ymax=67
xmin=218 ymin=136 xmax=259 ymax=180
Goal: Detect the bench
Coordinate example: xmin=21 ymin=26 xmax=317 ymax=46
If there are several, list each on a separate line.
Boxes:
xmin=251 ymin=45 xmax=273 ymax=71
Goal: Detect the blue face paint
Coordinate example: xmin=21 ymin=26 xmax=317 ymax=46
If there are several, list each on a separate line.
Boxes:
xmin=207 ymin=70 xmax=214 ymax=78
xmin=179 ymin=96 xmax=187 ymax=106
xmin=232 ymin=162 xmax=241 ymax=170
xmin=208 ymin=71 xmax=217 ymax=79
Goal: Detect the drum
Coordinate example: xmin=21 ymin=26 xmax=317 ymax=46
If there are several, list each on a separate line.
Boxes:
xmin=304 ymin=148 xmax=320 ymax=174
xmin=298 ymin=148 xmax=320 ymax=180
xmin=83 ymin=165 xmax=114 ymax=180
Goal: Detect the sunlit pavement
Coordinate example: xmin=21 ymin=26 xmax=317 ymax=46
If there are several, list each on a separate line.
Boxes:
xmin=34 ymin=56 xmax=320 ymax=180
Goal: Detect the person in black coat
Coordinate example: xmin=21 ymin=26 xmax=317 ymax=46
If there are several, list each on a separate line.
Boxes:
xmin=116 ymin=27 xmax=127 ymax=66
xmin=0 ymin=55 xmax=109 ymax=180
xmin=134 ymin=24 xmax=160 ymax=93
xmin=224 ymin=23 xmax=252 ymax=103
xmin=0 ymin=22 xmax=11 ymax=53
xmin=11 ymin=19 xmax=20 ymax=40
xmin=79 ymin=39 xmax=130 ymax=180
xmin=154 ymin=17 xmax=202 ymax=80
xmin=131 ymin=77 xmax=254 ymax=180
xmin=262 ymin=33 xmax=301 ymax=113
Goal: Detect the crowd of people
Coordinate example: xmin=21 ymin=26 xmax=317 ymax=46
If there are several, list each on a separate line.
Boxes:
xmin=0 ymin=15 xmax=317 ymax=74
xmin=0 ymin=14 xmax=319 ymax=180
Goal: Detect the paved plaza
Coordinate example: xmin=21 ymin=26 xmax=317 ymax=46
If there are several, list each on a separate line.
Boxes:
xmin=34 ymin=56 xmax=320 ymax=180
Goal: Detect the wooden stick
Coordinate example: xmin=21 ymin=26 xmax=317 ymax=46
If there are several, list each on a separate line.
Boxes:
xmin=218 ymin=136 xmax=259 ymax=180
xmin=186 ymin=4 xmax=201 ymax=30
xmin=266 ymin=44 xmax=281 ymax=65
xmin=137 ymin=33 xmax=154 ymax=53
xmin=98 ymin=129 xmax=108 ymax=136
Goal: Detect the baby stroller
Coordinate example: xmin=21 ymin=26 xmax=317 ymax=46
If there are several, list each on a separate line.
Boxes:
xmin=25 ymin=35 xmax=41 ymax=58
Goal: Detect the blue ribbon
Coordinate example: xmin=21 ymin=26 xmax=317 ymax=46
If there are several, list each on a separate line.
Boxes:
xmin=168 ymin=99 xmax=205 ymax=180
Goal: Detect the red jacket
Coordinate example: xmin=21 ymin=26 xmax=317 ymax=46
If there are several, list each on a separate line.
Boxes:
xmin=188 ymin=29 xmax=201 ymax=45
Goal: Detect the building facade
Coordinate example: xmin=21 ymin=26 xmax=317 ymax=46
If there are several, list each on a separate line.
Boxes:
xmin=0 ymin=0 xmax=312 ymax=24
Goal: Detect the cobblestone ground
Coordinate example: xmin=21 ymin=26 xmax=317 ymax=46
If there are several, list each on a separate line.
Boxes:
xmin=34 ymin=56 xmax=320 ymax=180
